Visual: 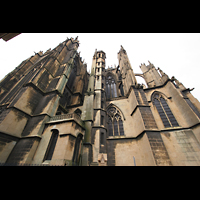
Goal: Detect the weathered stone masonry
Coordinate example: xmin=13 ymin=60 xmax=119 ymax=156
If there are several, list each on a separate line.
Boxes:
xmin=0 ymin=38 xmax=200 ymax=166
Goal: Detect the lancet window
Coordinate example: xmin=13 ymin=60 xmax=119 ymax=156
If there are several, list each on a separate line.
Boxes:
xmin=43 ymin=129 xmax=59 ymax=161
xmin=106 ymin=75 xmax=117 ymax=99
xmin=107 ymin=107 xmax=124 ymax=136
xmin=153 ymin=93 xmax=179 ymax=128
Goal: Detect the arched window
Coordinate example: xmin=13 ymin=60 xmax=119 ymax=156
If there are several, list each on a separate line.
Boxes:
xmin=72 ymin=134 xmax=83 ymax=165
xmin=118 ymin=118 xmax=124 ymax=135
xmin=113 ymin=118 xmax=119 ymax=136
xmin=43 ymin=129 xmax=59 ymax=161
xmin=106 ymin=75 xmax=117 ymax=99
xmin=107 ymin=106 xmax=125 ymax=136
xmin=153 ymin=93 xmax=179 ymax=128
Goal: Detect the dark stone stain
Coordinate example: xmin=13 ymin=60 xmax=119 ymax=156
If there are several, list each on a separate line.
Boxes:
xmin=21 ymin=115 xmax=45 ymax=136
xmin=146 ymin=132 xmax=172 ymax=166
xmin=12 ymin=109 xmax=28 ymax=122
xmin=46 ymin=78 xmax=60 ymax=92
xmin=33 ymin=93 xmax=56 ymax=115
xmin=0 ymin=132 xmax=19 ymax=153
xmin=164 ymin=132 xmax=171 ymax=139
xmin=26 ymin=88 xmax=43 ymax=115
xmin=37 ymin=70 xmax=50 ymax=91
xmin=6 ymin=137 xmax=39 ymax=164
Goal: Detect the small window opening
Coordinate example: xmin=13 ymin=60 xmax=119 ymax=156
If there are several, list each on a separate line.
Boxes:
xmin=101 ymin=115 xmax=104 ymax=125
xmin=43 ymin=129 xmax=59 ymax=161
xmin=100 ymin=132 xmax=104 ymax=145
xmin=101 ymin=100 xmax=104 ymax=109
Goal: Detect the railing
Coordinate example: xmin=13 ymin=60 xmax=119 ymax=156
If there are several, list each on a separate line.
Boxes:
xmin=48 ymin=113 xmax=73 ymax=122
xmin=47 ymin=113 xmax=84 ymax=127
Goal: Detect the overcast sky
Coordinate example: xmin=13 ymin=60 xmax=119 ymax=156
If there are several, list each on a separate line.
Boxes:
xmin=0 ymin=33 xmax=200 ymax=101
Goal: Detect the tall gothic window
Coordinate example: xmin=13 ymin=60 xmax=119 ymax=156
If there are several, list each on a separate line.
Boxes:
xmin=72 ymin=134 xmax=83 ymax=165
xmin=153 ymin=93 xmax=179 ymax=128
xmin=43 ymin=129 xmax=59 ymax=161
xmin=107 ymin=107 xmax=124 ymax=136
xmin=106 ymin=75 xmax=117 ymax=99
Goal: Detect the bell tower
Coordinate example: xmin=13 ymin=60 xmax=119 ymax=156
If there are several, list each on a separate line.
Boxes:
xmin=91 ymin=50 xmax=107 ymax=165
xmin=95 ymin=51 xmax=106 ymax=90
xmin=82 ymin=49 xmax=107 ymax=166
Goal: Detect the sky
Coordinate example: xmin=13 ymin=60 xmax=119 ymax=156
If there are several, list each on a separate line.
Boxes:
xmin=0 ymin=33 xmax=200 ymax=101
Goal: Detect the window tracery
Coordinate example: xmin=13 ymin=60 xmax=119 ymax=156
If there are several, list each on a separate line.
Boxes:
xmin=107 ymin=107 xmax=124 ymax=136
xmin=153 ymin=93 xmax=179 ymax=128
xmin=106 ymin=75 xmax=117 ymax=99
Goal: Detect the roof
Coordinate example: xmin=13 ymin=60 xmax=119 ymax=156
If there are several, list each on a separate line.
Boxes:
xmin=0 ymin=33 xmax=21 ymax=42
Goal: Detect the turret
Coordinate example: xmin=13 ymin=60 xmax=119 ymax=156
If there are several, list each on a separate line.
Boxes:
xmin=140 ymin=61 xmax=169 ymax=88
xmin=95 ymin=50 xmax=106 ymax=90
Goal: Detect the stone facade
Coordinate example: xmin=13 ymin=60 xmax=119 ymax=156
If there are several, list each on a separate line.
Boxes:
xmin=0 ymin=37 xmax=200 ymax=166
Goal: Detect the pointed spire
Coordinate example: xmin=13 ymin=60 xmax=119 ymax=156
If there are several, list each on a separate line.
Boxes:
xmin=93 ymin=49 xmax=97 ymax=59
xmin=118 ymin=45 xmax=126 ymax=55
xmin=120 ymin=45 xmax=126 ymax=51
xmin=158 ymin=67 xmax=165 ymax=77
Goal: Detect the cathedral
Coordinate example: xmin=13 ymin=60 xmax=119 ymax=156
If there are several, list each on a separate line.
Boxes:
xmin=0 ymin=36 xmax=200 ymax=166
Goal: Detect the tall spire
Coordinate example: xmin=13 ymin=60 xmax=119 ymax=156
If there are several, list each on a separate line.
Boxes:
xmin=117 ymin=45 xmax=137 ymax=95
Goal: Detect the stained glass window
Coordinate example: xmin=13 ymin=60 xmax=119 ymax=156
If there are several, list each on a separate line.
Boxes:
xmin=153 ymin=94 xmax=179 ymax=128
xmin=106 ymin=75 xmax=117 ymax=99
xmin=107 ymin=107 xmax=125 ymax=136
xmin=114 ymin=118 xmax=119 ymax=136
xmin=119 ymin=118 xmax=124 ymax=135
xmin=108 ymin=116 xmax=113 ymax=136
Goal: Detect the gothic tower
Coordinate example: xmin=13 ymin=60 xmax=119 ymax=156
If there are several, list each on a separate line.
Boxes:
xmin=1 ymin=38 xmax=200 ymax=166
xmin=82 ymin=45 xmax=200 ymax=166
xmin=117 ymin=45 xmax=137 ymax=95
xmin=0 ymin=37 xmax=88 ymax=166
xmin=82 ymin=50 xmax=107 ymax=166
